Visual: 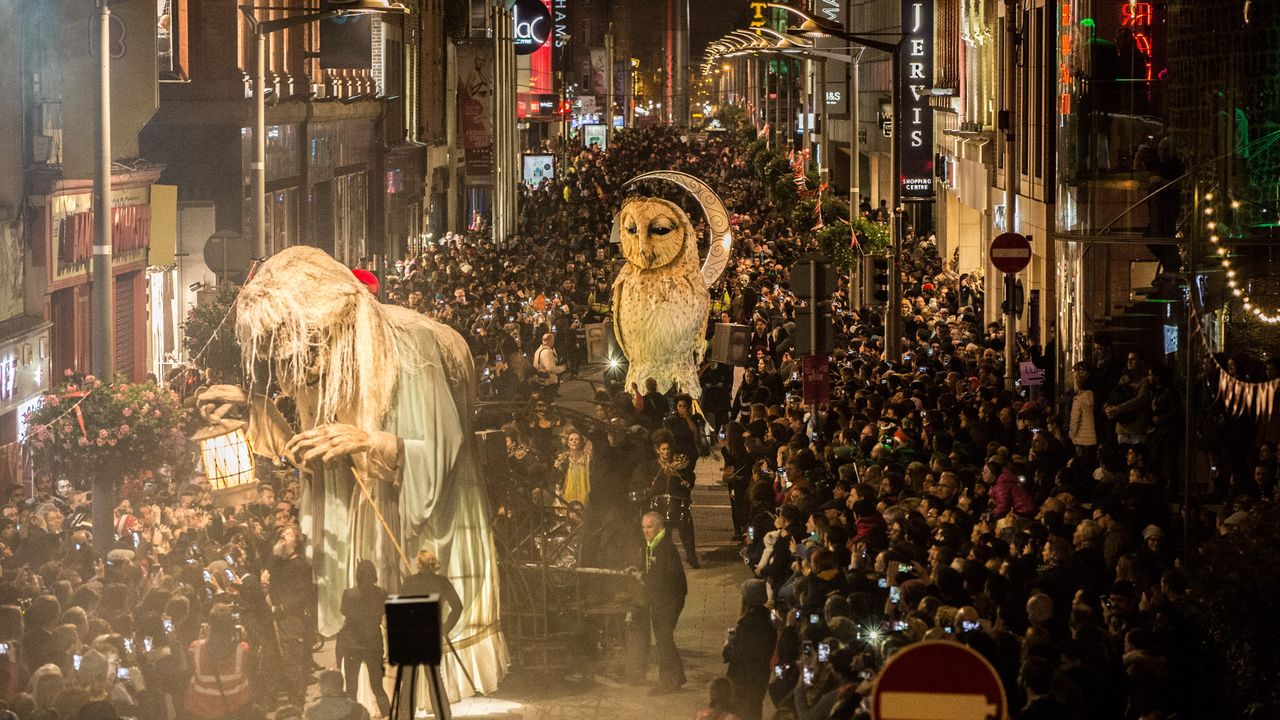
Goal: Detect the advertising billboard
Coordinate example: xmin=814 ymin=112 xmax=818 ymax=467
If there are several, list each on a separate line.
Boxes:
xmin=583 ymin=124 xmax=607 ymax=150
xmin=457 ymin=42 xmax=495 ymax=180
xmin=522 ymin=154 xmax=556 ymax=187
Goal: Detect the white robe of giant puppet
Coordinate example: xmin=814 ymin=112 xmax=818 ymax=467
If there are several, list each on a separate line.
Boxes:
xmin=227 ymin=247 xmax=506 ymax=703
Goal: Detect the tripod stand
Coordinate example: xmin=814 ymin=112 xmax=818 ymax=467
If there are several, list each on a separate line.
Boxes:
xmin=389 ymin=661 xmax=450 ymax=720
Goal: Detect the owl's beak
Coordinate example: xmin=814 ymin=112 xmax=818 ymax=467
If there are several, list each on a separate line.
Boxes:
xmin=642 ymin=250 xmax=657 ymax=266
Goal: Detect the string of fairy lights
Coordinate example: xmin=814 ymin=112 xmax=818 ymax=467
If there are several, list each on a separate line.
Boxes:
xmin=1202 ymin=189 xmax=1280 ymax=323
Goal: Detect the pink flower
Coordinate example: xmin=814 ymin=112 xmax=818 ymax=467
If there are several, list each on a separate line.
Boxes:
xmin=44 ymin=394 xmax=59 ymax=404
xmin=119 ymin=424 xmax=130 ymax=434
xmin=108 ymin=439 xmax=117 ymax=446
xmin=78 ymin=437 xmax=89 ymax=447
xmin=114 ymin=394 xmax=124 ymax=401
xmin=144 ymin=392 xmax=155 ymax=401
xmin=123 ymin=407 xmax=133 ymax=417
xmin=98 ymin=429 xmax=109 ymax=438
xmin=33 ymin=441 xmax=44 ymax=450
xmin=96 ymin=438 xmax=106 ymax=446
xmin=84 ymin=374 xmax=97 ymax=383
xmin=153 ymin=409 xmax=161 ymax=417
xmin=63 ymin=368 xmax=73 ymax=377
xmin=62 ymin=425 xmax=72 ymax=434
xmin=62 ymin=442 xmax=71 ymax=449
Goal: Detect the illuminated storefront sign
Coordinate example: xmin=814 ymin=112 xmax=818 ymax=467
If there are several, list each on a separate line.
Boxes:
xmin=553 ymin=0 xmax=569 ymax=49
xmin=1059 ymin=4 xmax=1074 ymax=115
xmin=817 ymin=0 xmax=849 ymax=117
xmin=899 ymin=0 xmax=934 ymax=199
xmin=513 ymin=0 xmax=552 ymax=56
xmin=749 ymin=1 xmax=768 ymax=27
xmin=1120 ymin=2 xmax=1161 ymax=81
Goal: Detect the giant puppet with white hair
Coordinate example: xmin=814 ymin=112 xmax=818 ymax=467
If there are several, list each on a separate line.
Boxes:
xmin=196 ymin=246 xmax=506 ymax=700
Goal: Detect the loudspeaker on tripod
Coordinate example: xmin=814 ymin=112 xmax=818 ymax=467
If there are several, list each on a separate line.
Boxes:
xmin=386 ymin=595 xmax=442 ymax=666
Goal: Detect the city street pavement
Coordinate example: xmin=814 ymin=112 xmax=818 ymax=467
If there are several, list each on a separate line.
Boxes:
xmin=446 ymin=453 xmax=753 ymax=719
xmin=317 ymin=366 xmax=763 ymax=719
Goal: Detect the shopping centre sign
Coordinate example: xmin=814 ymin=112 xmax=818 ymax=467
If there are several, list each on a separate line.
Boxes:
xmin=899 ymin=0 xmax=935 ymax=199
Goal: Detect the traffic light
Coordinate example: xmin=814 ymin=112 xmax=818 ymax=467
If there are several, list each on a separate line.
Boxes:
xmin=790 ymin=255 xmax=837 ymax=356
xmin=1000 ymin=277 xmax=1025 ymax=316
xmin=865 ymin=255 xmax=890 ymax=306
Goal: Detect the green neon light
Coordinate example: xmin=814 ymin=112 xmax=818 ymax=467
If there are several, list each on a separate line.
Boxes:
xmin=1081 ymin=18 xmax=1095 ymax=27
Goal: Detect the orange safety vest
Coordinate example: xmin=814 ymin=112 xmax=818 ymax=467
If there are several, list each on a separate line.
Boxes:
xmin=183 ymin=639 xmax=252 ymax=719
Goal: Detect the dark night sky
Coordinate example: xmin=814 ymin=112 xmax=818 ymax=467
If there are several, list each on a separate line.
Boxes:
xmin=689 ymin=0 xmax=755 ymax=55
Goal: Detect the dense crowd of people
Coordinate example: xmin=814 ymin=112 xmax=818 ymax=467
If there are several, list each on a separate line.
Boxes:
xmin=374 ymin=124 xmax=1269 ymax=719
xmin=0 ymin=120 xmax=1272 ymax=720
xmin=0 ymin=463 xmax=323 ymax=720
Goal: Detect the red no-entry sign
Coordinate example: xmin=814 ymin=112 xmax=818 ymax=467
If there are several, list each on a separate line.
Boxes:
xmin=872 ymin=641 xmax=1008 ymax=720
xmin=990 ymin=232 xmax=1032 ymax=275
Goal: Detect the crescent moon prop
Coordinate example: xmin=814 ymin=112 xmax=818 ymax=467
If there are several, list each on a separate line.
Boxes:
xmin=625 ymin=170 xmax=735 ymax=289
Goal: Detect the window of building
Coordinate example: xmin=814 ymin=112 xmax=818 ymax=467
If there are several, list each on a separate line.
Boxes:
xmin=158 ymin=0 xmax=189 ymax=81
xmin=333 ymin=172 xmax=368 ymax=266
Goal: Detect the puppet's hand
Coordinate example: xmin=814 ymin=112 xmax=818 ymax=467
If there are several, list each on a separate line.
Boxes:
xmin=196 ymin=384 xmax=249 ymax=427
xmin=286 ymin=423 xmax=372 ymax=464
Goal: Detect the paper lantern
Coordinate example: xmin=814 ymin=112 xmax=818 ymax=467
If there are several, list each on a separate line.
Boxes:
xmin=192 ymin=420 xmax=257 ymax=508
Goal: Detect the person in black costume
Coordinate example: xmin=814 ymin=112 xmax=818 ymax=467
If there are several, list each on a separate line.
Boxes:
xmin=401 ymin=549 xmax=464 ymax=636
xmin=336 ymin=560 xmax=390 ymax=717
xmin=632 ymin=430 xmax=699 ymax=567
xmin=638 ymin=512 xmax=688 ymax=694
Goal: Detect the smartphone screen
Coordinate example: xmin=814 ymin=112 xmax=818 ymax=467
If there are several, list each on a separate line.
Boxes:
xmin=144 ymin=637 xmax=154 ymax=652
xmin=877 ymin=577 xmax=888 ymax=588
xmin=889 ymin=586 xmax=901 ymax=604
xmin=73 ymin=654 xmax=83 ymax=671
xmin=202 ymin=570 xmax=213 ymax=584
xmin=817 ymin=642 xmax=830 ymax=662
xmin=809 ymin=613 xmax=820 ymax=625
xmin=802 ymin=666 xmax=814 ymax=686
xmin=774 ymin=665 xmax=784 ymax=679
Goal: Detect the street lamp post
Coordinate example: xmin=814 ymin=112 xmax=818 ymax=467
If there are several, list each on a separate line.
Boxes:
xmin=766 ymin=4 xmax=905 ymax=363
xmin=239 ymin=1 xmax=408 ymax=261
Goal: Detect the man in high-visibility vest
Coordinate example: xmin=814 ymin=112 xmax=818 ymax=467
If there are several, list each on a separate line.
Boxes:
xmin=586 ymin=277 xmax=613 ymax=321
xmin=183 ymin=604 xmax=253 ymax=720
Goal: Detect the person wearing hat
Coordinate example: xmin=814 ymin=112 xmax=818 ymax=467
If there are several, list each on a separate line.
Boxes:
xmin=722 ymin=580 xmax=774 ymax=720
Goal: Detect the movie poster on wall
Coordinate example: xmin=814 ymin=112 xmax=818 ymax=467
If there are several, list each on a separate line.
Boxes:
xmin=456 ymin=42 xmax=495 ymax=181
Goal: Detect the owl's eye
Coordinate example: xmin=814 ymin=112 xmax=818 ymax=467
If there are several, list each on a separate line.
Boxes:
xmin=650 ymin=223 xmax=673 ymax=236
xmin=626 ymin=225 xmax=637 ymax=234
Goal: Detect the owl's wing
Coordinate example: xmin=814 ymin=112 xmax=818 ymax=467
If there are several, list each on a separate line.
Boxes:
xmin=692 ymin=277 xmax=709 ymax=363
xmin=611 ymin=271 xmax=630 ymax=361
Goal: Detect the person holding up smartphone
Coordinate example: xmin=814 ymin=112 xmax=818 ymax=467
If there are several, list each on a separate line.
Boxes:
xmin=722 ymin=580 xmax=775 ymax=720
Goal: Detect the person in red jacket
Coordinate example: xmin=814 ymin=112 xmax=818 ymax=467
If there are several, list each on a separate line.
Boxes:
xmin=850 ymin=499 xmax=889 ymax=555
xmin=990 ymin=464 xmax=1036 ymax=519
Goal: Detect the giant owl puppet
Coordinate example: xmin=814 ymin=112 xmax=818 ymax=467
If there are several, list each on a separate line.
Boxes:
xmin=612 ymin=171 xmax=735 ymax=399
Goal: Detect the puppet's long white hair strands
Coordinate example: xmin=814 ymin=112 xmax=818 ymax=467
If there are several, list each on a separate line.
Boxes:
xmin=235 ymin=247 xmax=401 ymax=433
